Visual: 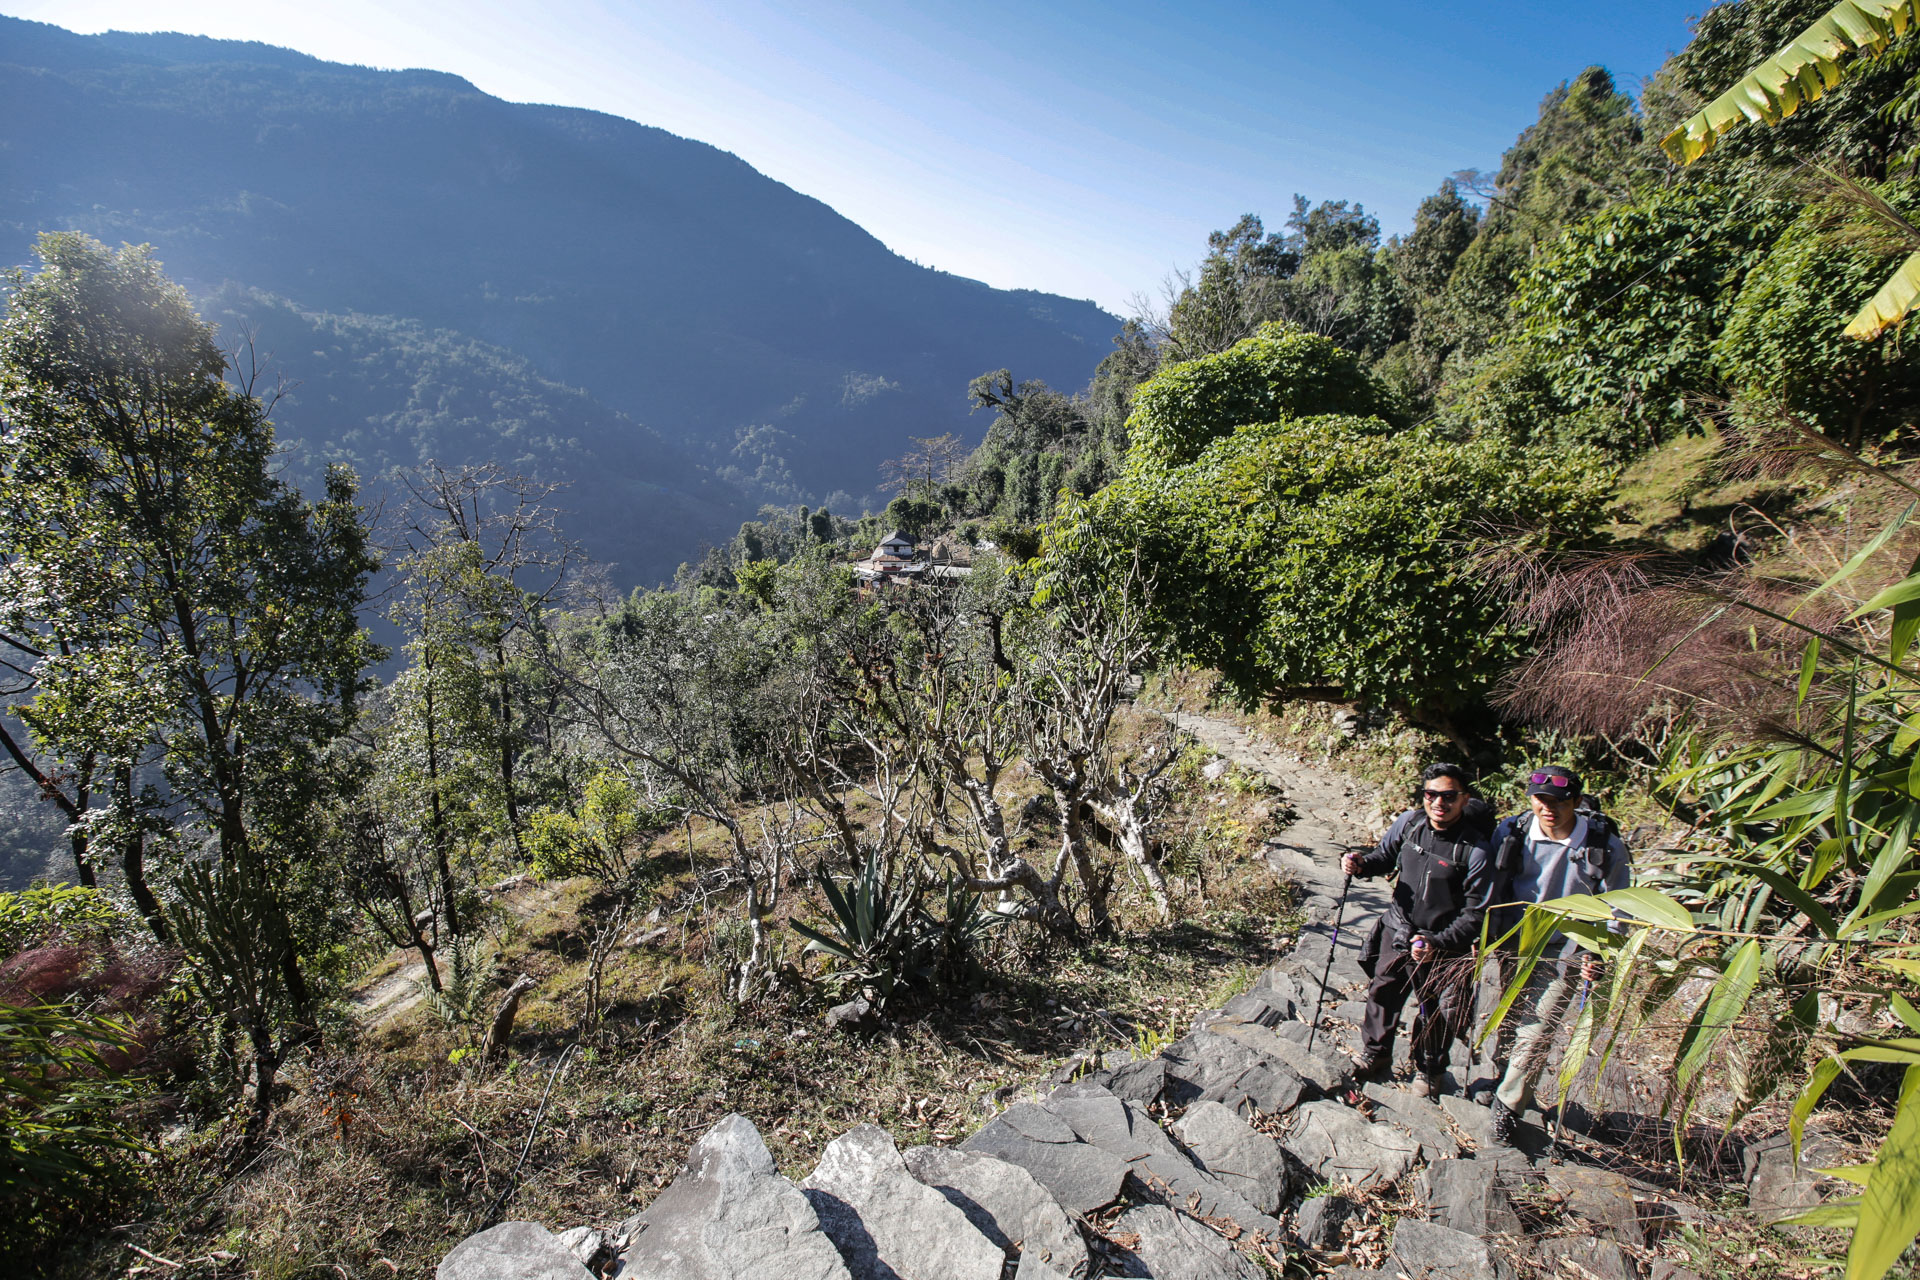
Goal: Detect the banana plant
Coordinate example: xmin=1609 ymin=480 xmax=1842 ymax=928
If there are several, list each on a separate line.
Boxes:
xmin=1660 ymin=0 xmax=1920 ymax=339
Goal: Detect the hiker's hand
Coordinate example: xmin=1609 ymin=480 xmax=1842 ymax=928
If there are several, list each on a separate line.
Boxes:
xmin=1581 ymin=953 xmax=1602 ymax=983
xmin=1410 ymin=935 xmax=1432 ymax=963
xmin=1341 ymin=852 xmax=1362 ymax=876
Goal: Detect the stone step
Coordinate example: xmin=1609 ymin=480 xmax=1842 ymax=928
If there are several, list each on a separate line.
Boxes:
xmin=1175 ymin=1099 xmax=1300 ymax=1213
xmin=1160 ymin=1029 xmax=1311 ymax=1118
xmin=959 ymin=1102 xmax=1128 ymax=1215
xmin=1107 ymin=1204 xmax=1268 ymax=1279
xmin=616 ymin=1113 xmax=852 ymax=1280
xmin=801 ymin=1125 xmax=1005 ymax=1280
xmin=902 ymin=1145 xmax=1089 ymax=1279
xmin=1359 ymin=1083 xmax=1463 ymax=1162
xmin=1281 ymin=1100 xmax=1420 ymax=1191
xmin=1043 ymin=1081 xmax=1283 ymax=1238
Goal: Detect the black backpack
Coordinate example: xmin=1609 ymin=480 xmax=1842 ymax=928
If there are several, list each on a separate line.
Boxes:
xmin=1492 ymin=807 xmax=1619 ymax=884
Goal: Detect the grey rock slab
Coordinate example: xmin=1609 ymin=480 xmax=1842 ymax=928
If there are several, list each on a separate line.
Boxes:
xmin=1044 ymin=1081 xmax=1282 ymax=1237
xmin=962 ymin=1102 xmax=1128 ymax=1214
xmin=1221 ymin=990 xmax=1287 ymax=1028
xmin=1282 ymin=1101 xmax=1419 ymax=1191
xmin=1537 ymin=1236 xmax=1637 ymax=1280
xmin=440 ymin=1223 xmax=594 ymax=1280
xmin=802 ymin=1125 xmax=1003 ymax=1280
xmin=1416 ymin=1159 xmax=1521 ymax=1238
xmin=1294 ymin=1194 xmax=1354 ymax=1250
xmin=1014 ymin=1252 xmax=1077 ymax=1280
xmin=903 ymin=1144 xmax=1088 ymax=1278
xmin=1092 ymin=1054 xmax=1166 ymax=1106
xmin=1435 ymin=1095 xmax=1543 ymax=1168
xmin=1386 ymin=1219 xmax=1514 ymax=1280
xmin=1161 ymin=1031 xmax=1309 ymax=1118
xmin=555 ymin=1227 xmax=611 ymax=1271
xmin=1219 ymin=1021 xmax=1354 ymax=1096
xmin=1541 ymin=1165 xmax=1642 ymax=1246
xmin=617 ymin=1113 xmax=851 ymax=1280
xmin=1746 ymin=1129 xmax=1843 ymax=1220
xmin=1250 ymin=968 xmax=1309 ymax=1017
xmin=1173 ymin=1100 xmax=1290 ymax=1213
xmin=1360 ymin=1083 xmax=1462 ymax=1161
xmin=1110 ymin=1205 xmax=1266 ymax=1280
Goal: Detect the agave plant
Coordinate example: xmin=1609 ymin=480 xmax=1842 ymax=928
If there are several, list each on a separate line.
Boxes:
xmin=791 ymin=851 xmax=938 ymax=1007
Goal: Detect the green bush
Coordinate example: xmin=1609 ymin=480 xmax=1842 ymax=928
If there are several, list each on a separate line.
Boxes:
xmin=1716 ymin=189 xmax=1920 ymax=445
xmin=1081 ymin=414 xmax=1615 ymax=719
xmin=1514 ymin=183 xmax=1794 ymax=454
xmin=527 ymin=768 xmax=664 ymax=889
xmin=1124 ymin=322 xmax=1398 ymax=471
xmin=0 ymin=1000 xmax=149 ymax=1257
xmin=0 ymin=884 xmax=123 ymax=954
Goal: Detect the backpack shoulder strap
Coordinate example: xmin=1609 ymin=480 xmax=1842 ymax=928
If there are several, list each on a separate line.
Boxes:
xmin=1577 ymin=811 xmax=1617 ymax=880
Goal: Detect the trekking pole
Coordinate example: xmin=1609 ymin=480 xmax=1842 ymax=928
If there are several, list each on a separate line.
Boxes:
xmin=1305 ymin=873 xmax=1352 ymax=1054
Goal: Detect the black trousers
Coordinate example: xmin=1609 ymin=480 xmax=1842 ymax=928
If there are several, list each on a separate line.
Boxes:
xmin=1360 ymin=945 xmax=1469 ymax=1072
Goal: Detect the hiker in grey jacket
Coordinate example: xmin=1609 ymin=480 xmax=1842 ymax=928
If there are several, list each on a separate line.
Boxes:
xmin=1484 ymin=765 xmax=1631 ymax=1144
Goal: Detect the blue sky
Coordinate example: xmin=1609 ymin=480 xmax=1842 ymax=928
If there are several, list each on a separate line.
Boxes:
xmin=4 ymin=1 xmax=1714 ymax=313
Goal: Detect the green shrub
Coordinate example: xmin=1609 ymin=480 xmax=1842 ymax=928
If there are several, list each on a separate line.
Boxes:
xmin=527 ymin=768 xmax=664 ymax=890
xmin=0 ymin=1001 xmax=149 ymax=1257
xmin=1124 ymin=322 xmax=1398 ymax=471
xmin=0 ymin=884 xmax=122 ymax=954
xmin=1079 ymin=414 xmax=1614 ymax=718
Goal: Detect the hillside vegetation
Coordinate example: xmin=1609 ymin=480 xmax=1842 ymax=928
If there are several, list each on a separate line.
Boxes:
xmin=15 ymin=3 xmax=1920 ymax=1280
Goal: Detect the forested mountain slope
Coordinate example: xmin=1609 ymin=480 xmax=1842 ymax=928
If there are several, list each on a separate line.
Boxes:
xmin=0 ymin=16 xmax=1117 ymax=578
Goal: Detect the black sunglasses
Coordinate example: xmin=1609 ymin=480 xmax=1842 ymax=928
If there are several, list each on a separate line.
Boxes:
xmin=1422 ymin=788 xmax=1463 ymax=804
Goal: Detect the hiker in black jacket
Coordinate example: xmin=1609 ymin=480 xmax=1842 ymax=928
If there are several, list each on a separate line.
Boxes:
xmin=1340 ymin=762 xmax=1496 ymax=1097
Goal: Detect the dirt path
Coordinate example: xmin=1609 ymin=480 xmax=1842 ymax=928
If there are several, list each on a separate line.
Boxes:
xmin=1158 ymin=708 xmax=1508 ymax=1087
xmin=347 ymin=879 xmax=564 ymax=1028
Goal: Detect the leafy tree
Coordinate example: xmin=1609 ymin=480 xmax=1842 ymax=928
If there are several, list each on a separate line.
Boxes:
xmin=1124 ymin=322 xmax=1397 ymax=471
xmin=1718 ymin=193 xmax=1920 ymax=443
xmin=1514 ymin=184 xmax=1797 ymax=452
xmin=0 ymin=235 xmax=379 ymax=1029
xmin=1433 ymin=67 xmax=1653 ymax=371
xmin=1161 ymin=214 xmax=1298 ymax=361
xmin=526 ymin=766 xmax=663 ymax=891
xmin=1651 ymin=0 xmax=1920 ymax=181
xmin=1661 ymin=0 xmax=1920 ymax=338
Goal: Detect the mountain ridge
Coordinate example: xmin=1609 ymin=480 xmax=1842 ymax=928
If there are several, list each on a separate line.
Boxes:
xmin=0 ymin=15 xmax=1119 ymax=581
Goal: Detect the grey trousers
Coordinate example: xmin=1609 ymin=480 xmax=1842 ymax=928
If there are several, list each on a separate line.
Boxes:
xmin=1494 ymin=962 xmax=1584 ymax=1112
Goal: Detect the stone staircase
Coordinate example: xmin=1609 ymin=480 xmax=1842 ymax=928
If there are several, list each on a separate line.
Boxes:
xmin=434 ymin=719 xmax=1790 ymax=1280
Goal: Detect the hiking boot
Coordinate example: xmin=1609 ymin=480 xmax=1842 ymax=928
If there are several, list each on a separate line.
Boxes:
xmin=1489 ymin=1099 xmax=1518 ymax=1146
xmin=1411 ymin=1067 xmax=1446 ymax=1099
xmin=1351 ymin=1051 xmax=1391 ymax=1085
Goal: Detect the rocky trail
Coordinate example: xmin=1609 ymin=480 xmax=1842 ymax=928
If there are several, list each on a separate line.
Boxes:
xmin=435 ymin=713 xmax=1819 ymax=1280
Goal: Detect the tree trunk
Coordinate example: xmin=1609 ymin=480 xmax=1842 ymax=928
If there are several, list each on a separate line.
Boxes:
xmin=241 ymin=1011 xmax=282 ymax=1143
xmin=484 ymin=974 xmax=538 ymax=1061
xmin=69 ymin=751 xmax=96 ymax=888
xmin=114 ymin=765 xmax=169 ymax=943
xmin=495 ymin=645 xmax=528 ymax=862
xmin=1056 ymin=785 xmax=1110 ymax=936
xmin=421 ymin=654 xmax=461 ymax=939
